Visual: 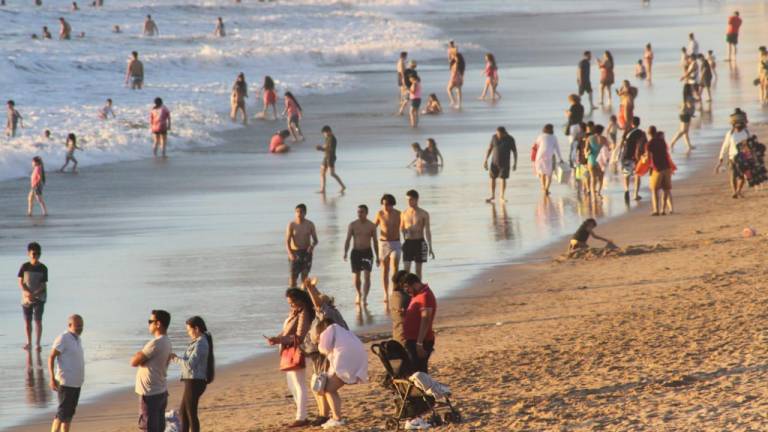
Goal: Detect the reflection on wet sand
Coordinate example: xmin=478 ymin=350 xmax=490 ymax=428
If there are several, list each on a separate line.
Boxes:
xmin=25 ymin=349 xmax=50 ymax=408
xmin=490 ymin=204 xmax=519 ymax=242
xmin=355 ymin=304 xmax=373 ymax=327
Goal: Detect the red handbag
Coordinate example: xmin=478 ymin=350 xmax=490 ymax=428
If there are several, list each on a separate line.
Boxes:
xmin=279 ymin=336 xmax=305 ymax=372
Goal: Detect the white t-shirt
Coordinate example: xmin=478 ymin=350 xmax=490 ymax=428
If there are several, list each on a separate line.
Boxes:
xmin=720 ymin=129 xmax=749 ymax=161
xmin=52 ymin=331 xmax=85 ymax=387
xmin=135 ymin=334 xmax=172 ymax=396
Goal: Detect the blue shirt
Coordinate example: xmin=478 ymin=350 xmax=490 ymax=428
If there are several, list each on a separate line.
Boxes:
xmin=176 ymin=335 xmax=209 ymax=381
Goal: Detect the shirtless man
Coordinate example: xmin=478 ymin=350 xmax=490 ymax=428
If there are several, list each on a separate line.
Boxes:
xmin=374 ymin=194 xmax=401 ymax=299
xmin=400 ymin=189 xmax=433 ymax=279
xmin=344 ymin=205 xmax=379 ymax=305
xmin=125 ymin=51 xmax=144 ymax=90
xmin=143 ymin=15 xmax=158 ymax=37
xmin=285 ymin=204 xmax=318 ymax=288
xmin=59 ymin=18 xmax=71 ymax=40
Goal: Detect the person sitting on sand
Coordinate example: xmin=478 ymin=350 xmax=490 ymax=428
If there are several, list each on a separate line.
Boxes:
xmin=422 ymin=93 xmax=442 ymax=115
xmin=569 ymin=218 xmax=614 ymax=252
xmin=270 ymin=130 xmax=291 ymax=154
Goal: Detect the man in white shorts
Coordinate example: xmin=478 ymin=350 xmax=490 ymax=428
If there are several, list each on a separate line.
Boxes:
xmin=374 ymin=194 xmax=401 ymax=299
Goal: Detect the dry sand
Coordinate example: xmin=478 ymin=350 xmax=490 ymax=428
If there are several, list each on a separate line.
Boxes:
xmin=14 ymin=125 xmax=768 ymax=431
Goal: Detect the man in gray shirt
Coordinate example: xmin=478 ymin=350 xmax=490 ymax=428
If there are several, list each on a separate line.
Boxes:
xmin=131 ymin=310 xmax=172 ymax=432
xmin=49 ymin=314 xmax=85 ymax=432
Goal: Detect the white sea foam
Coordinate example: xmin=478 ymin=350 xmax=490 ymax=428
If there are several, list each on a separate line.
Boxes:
xmin=0 ymin=0 xmax=444 ymax=181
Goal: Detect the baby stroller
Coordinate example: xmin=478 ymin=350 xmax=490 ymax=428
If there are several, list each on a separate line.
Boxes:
xmin=371 ymin=340 xmax=461 ymax=430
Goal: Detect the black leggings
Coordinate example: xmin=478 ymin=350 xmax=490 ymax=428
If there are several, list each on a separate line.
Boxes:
xmin=179 ymin=379 xmax=207 ymax=432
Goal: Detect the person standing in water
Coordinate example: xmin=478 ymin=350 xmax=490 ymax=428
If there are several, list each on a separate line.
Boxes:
xmin=374 ymin=194 xmax=401 ymax=299
xmin=408 ymin=75 xmax=422 ymax=128
xmin=286 ymin=204 xmax=318 ymax=288
xmin=446 ymin=52 xmax=465 ymax=109
xmin=149 ymin=98 xmax=171 ymax=158
xmin=6 ymin=100 xmax=23 ymax=138
xmin=59 ymin=133 xmax=81 ymax=173
xmin=397 ymin=60 xmax=418 ymax=116
xmin=618 ymin=116 xmax=646 ymax=202
xmin=58 ymin=18 xmax=71 ymax=40
xmin=48 ymin=314 xmax=85 ymax=432
xmin=28 ymin=157 xmax=48 ymax=216
xmin=577 ymin=51 xmax=595 ymax=110
xmin=143 ymin=15 xmax=159 ymax=36
xmin=644 ymin=43 xmax=654 ymax=82
xmin=400 ymin=189 xmax=434 ymax=280
xmin=597 ymin=51 xmax=615 ymax=106
xmin=18 ymin=241 xmax=48 ymax=349
xmin=396 ymin=51 xmax=407 ymax=104
xmin=668 ymin=83 xmax=697 ymax=154
xmin=479 ymin=53 xmax=500 ymax=101
xmin=99 ymin=98 xmax=115 ymax=120
xmin=483 ymin=126 xmax=517 ymax=203
xmin=344 ymin=205 xmax=379 ymax=305
xmin=259 ymin=76 xmax=277 ymax=120
xmin=230 ymin=73 xmax=248 ymax=125
xmin=532 ymin=124 xmax=563 ymax=196
xmin=316 ymin=126 xmax=346 ymax=193
xmin=726 ymin=11 xmax=742 ymax=61
xmin=282 ymin=91 xmax=304 ymax=142
xmin=125 ymin=51 xmax=144 ymax=90
xmin=214 ymin=17 xmax=225 ymax=37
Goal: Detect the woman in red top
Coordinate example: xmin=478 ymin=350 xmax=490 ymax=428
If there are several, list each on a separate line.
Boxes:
xmin=281 ymin=92 xmax=304 ymax=142
xmin=479 ymin=53 xmax=501 ymax=101
xmin=259 ymin=76 xmax=277 ymax=120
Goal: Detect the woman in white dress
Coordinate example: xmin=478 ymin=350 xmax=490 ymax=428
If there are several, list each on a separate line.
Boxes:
xmin=533 ymin=124 xmax=563 ymax=195
xmin=316 ymin=319 xmax=368 ymax=429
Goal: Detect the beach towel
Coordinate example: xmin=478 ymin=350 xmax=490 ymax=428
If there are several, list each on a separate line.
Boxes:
xmin=409 ymin=371 xmax=451 ymax=399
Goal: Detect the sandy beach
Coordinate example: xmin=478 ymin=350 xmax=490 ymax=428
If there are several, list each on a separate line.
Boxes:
xmin=4 ymin=0 xmax=768 ymax=430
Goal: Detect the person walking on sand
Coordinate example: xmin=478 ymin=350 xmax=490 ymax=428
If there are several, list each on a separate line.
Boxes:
xmin=131 ymin=310 xmax=172 ymax=432
xmin=125 ymin=51 xmax=144 ymax=90
xmin=18 ymin=242 xmax=47 ymax=350
xmin=143 ymin=15 xmax=159 ymax=36
xmin=316 ymin=126 xmax=346 ymax=193
xmin=286 ymin=204 xmax=318 ymax=288
xmin=400 ymin=190 xmax=434 ymax=279
xmin=149 ymin=97 xmax=171 ymax=158
xmin=401 ymin=273 xmax=437 ymax=373
xmin=230 ymin=72 xmax=248 ymax=125
xmin=617 ymin=80 xmax=638 ymax=133
xmin=282 ymin=92 xmax=304 ymax=142
xmin=618 ymin=116 xmax=646 ymax=202
xmin=266 ymin=289 xmax=314 ymax=428
xmin=646 ymin=127 xmax=674 ymax=215
xmin=59 ymin=133 xmax=81 ymax=173
xmin=28 ymin=157 xmax=48 ymax=216
xmin=344 ymin=205 xmax=379 ymax=305
xmin=58 ymin=18 xmax=71 ymax=40
xmin=669 ymin=83 xmax=697 ymax=154
xmin=6 ymin=100 xmax=23 ymax=138
xmin=48 ymin=314 xmax=85 ymax=432
xmin=270 ymin=129 xmax=291 ymax=154
xmin=479 ymin=53 xmax=501 ymax=101
xmin=170 ymin=316 xmax=215 ymax=432
xmin=99 ymin=98 xmax=115 ymax=120
xmin=577 ymin=51 xmax=595 ymax=110
xmin=644 ymin=43 xmax=654 ymax=82
xmin=446 ymin=52 xmax=465 ymax=109
xmin=565 ymin=94 xmax=584 ymax=168
xmin=214 ymin=17 xmax=225 ymax=37
xmin=375 ymin=194 xmax=401 ymax=299
xmin=568 ymin=218 xmax=614 ymax=252
xmin=532 ymin=124 xmax=563 ymax=195
xmin=726 ymin=11 xmax=742 ymax=61
xmin=716 ymin=117 xmax=750 ymax=198
xmin=483 ymin=126 xmax=517 ymax=202
xmin=597 ymin=50 xmax=615 ymax=106
xmin=259 ymin=76 xmax=278 ymax=120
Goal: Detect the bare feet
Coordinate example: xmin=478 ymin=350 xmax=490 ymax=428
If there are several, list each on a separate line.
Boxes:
xmin=485 ymin=197 xmax=494 ymax=203
xmin=23 ymin=344 xmax=30 ymax=351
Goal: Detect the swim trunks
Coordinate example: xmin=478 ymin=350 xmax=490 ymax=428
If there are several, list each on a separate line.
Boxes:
xmin=726 ymin=33 xmax=738 ymax=45
xmin=489 ymin=163 xmax=510 ymax=179
xmin=289 ymin=249 xmax=312 ymax=279
xmin=402 ymin=239 xmax=428 ymax=263
xmin=131 ymin=75 xmax=143 ymax=86
xmin=350 ymin=248 xmax=374 ymax=273
xmin=379 ymin=240 xmax=402 ymax=261
xmin=578 ymin=81 xmax=592 ymax=95
xmin=411 ymin=98 xmax=421 ymax=109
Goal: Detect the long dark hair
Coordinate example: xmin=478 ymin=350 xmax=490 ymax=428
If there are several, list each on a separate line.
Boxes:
xmin=33 ymin=156 xmax=46 ymax=184
xmin=67 ymin=133 xmax=76 ymax=146
xmin=456 ymin=53 xmax=466 ymax=75
xmin=605 ymin=50 xmax=614 ymax=67
xmin=263 ymin=75 xmax=275 ymax=91
xmin=284 ymin=91 xmax=302 ymax=112
xmin=186 ymin=316 xmax=215 ymax=384
xmin=486 ymin=53 xmax=497 ymax=70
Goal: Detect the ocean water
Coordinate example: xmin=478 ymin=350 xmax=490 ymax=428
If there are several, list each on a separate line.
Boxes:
xmin=2 ymin=0 xmax=768 ymax=429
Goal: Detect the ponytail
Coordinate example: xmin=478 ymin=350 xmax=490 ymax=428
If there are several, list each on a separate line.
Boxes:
xmin=205 ymin=331 xmax=215 ymax=384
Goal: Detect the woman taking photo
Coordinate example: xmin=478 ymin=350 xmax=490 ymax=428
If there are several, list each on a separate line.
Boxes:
xmin=171 ymin=316 xmax=215 ymax=432
xmin=267 ymin=289 xmax=314 ymax=428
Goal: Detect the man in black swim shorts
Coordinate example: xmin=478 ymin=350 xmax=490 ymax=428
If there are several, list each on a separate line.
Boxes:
xmin=344 ymin=205 xmax=379 ymax=304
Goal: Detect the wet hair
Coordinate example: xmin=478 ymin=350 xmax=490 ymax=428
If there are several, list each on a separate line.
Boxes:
xmin=392 ymin=269 xmax=410 ymax=290
xmin=496 ymin=126 xmax=508 ymax=136
xmin=402 ymin=273 xmax=421 ymax=286
xmin=358 ymin=204 xmax=368 ymax=213
xmin=594 ymin=124 xmax=604 ymax=134
xmin=380 ymin=194 xmax=396 ymax=206
xmin=285 ymin=288 xmax=315 ymax=321
xmin=186 ymin=316 xmax=215 ymax=383
xmin=27 ymin=242 xmax=42 ymax=256
xmin=154 ymin=97 xmax=163 ymax=107
xmin=284 ymin=92 xmax=302 ymax=112
xmin=237 ymin=72 xmax=245 ymax=80
xmin=295 ymin=203 xmax=307 ymax=213
xmin=147 ymin=14 xmax=152 ymax=19
xmin=32 ymin=156 xmax=46 ymax=184
xmin=543 ymin=124 xmax=554 ymax=134
xmin=406 ymin=189 xmax=419 ymax=200
xmin=67 ymin=133 xmax=76 ymax=145
xmin=263 ymin=75 xmax=275 ymax=91
xmin=632 ymin=116 xmax=641 ymax=127
xmin=321 ymin=125 xmax=332 ymax=134
xmin=151 ymin=309 xmax=171 ymax=330
xmin=428 ymin=93 xmax=438 ymax=101
xmin=278 ymin=129 xmax=290 ymax=139
xmin=44 ymin=129 xmax=51 ymax=136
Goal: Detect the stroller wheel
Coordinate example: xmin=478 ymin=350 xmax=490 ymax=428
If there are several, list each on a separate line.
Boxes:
xmin=444 ymin=411 xmax=462 ymax=424
xmin=430 ymin=413 xmax=444 ymax=426
xmin=385 ymin=418 xmax=399 ymax=431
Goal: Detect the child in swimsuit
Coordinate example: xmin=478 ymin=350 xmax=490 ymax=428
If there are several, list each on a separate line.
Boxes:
xmin=422 ymin=94 xmax=442 ymax=115
xmin=568 ymin=218 xmax=614 ymax=252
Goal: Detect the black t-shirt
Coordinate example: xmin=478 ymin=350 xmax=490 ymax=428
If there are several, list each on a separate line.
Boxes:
xmin=647 ymin=138 xmax=670 ymax=171
xmin=491 ymin=135 xmax=516 ymax=167
xmin=403 ymin=68 xmax=417 ymax=87
xmin=578 ymin=59 xmax=590 ymax=82
xmin=572 ymin=221 xmax=591 ymax=243
xmin=18 ymin=262 xmax=48 ymax=303
xmin=568 ymin=103 xmax=584 ymax=126
xmin=622 ymin=129 xmax=646 ymax=162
